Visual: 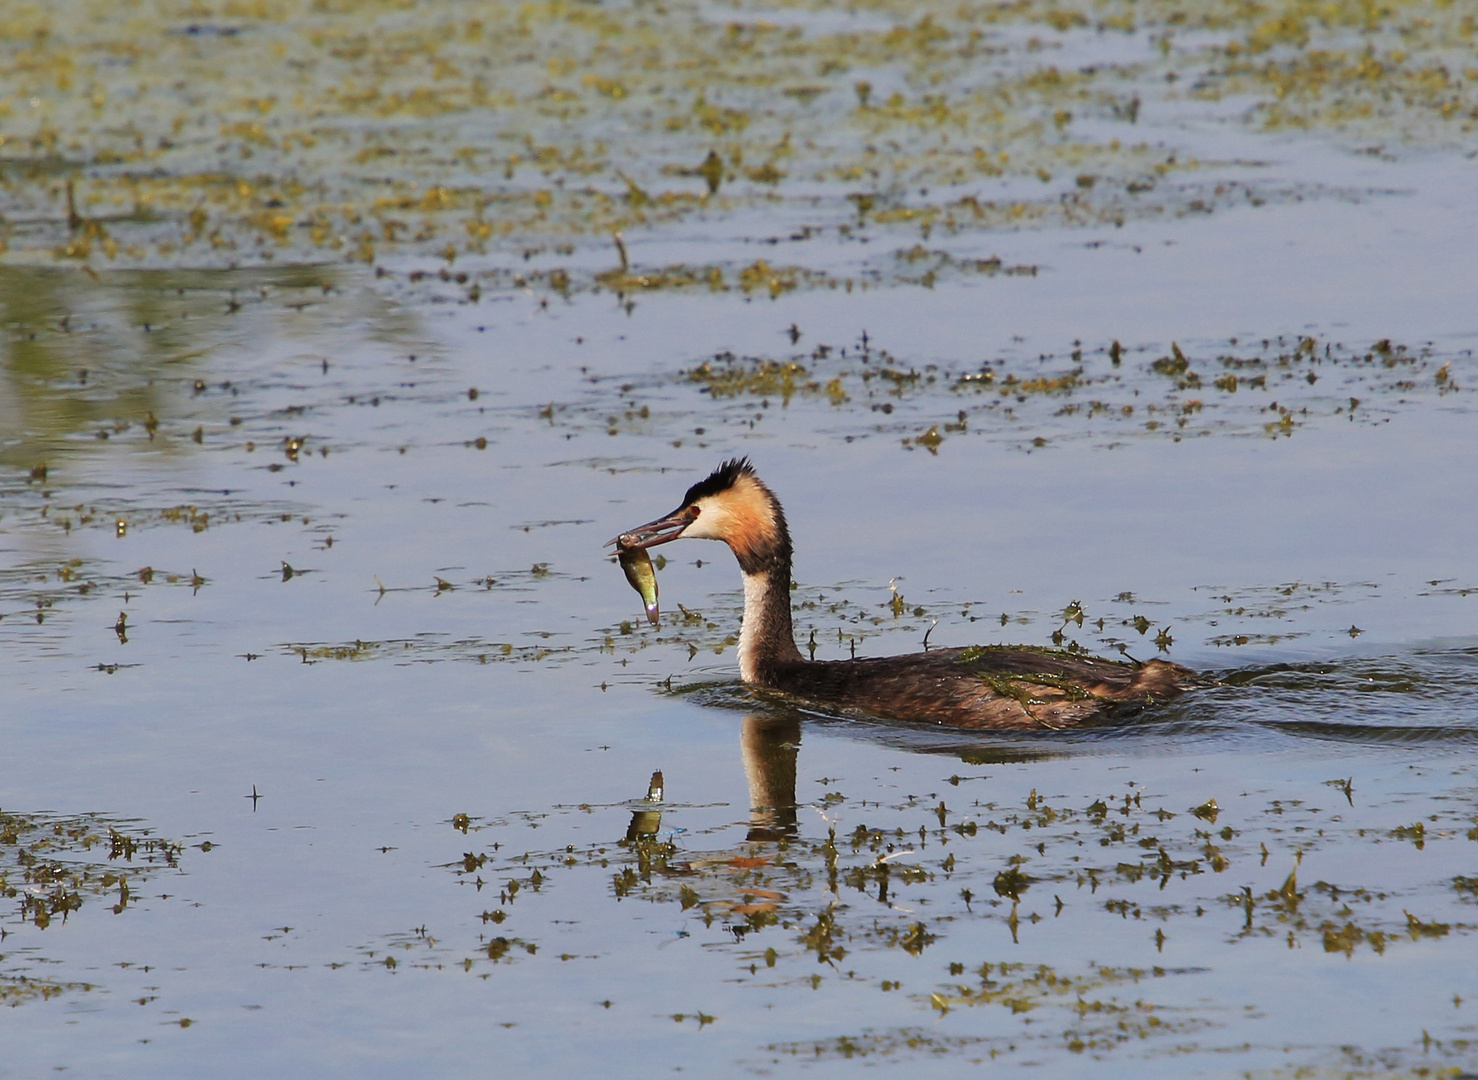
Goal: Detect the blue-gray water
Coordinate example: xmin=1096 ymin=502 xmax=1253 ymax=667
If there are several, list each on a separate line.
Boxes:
xmin=3 ymin=5 xmax=1478 ymax=1076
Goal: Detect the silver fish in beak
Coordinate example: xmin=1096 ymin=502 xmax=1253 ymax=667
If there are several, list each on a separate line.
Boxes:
xmin=616 ymin=542 xmax=660 ymax=625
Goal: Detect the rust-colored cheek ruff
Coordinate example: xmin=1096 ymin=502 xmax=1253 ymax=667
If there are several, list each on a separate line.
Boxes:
xmin=711 ymin=475 xmax=778 ymax=569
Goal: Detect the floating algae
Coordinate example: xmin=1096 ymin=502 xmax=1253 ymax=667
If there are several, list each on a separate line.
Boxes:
xmin=6 ymin=0 xmax=1472 ymax=290
xmin=617 ymin=540 xmax=660 ymax=625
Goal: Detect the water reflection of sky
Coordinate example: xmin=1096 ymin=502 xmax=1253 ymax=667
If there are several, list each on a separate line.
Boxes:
xmin=3 ymin=17 xmax=1478 ymax=1080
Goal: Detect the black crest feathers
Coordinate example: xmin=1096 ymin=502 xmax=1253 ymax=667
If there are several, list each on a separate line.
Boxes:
xmin=681 ymin=457 xmax=754 ymax=506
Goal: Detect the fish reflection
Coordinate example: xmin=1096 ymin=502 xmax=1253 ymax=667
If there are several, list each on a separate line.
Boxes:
xmin=624 ymin=769 xmax=665 ymax=842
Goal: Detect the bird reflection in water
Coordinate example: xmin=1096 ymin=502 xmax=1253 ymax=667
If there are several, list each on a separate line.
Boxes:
xmin=740 ymin=715 xmax=800 ymax=841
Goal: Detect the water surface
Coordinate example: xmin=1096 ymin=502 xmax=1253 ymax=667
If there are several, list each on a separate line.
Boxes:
xmin=2 ymin=1 xmax=1477 ymax=1076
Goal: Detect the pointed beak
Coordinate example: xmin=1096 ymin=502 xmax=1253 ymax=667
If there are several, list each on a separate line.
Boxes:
xmin=606 ymin=507 xmax=691 ymax=551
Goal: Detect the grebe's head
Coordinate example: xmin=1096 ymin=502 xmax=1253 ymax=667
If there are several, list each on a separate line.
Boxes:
xmin=609 ymin=457 xmax=790 ymax=574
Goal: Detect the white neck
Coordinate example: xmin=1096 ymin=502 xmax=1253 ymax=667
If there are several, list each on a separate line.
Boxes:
xmin=737 ymin=571 xmax=770 ymax=683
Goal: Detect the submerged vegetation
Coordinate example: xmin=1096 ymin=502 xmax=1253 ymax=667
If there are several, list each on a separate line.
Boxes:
xmin=0 ymin=0 xmax=1473 ymax=292
xmin=0 ymin=807 xmax=181 ymax=929
xmin=348 ymin=740 xmax=1478 ymax=1075
xmin=0 ymin=807 xmax=183 ymax=1004
xmin=671 ymin=331 xmax=1469 ymax=453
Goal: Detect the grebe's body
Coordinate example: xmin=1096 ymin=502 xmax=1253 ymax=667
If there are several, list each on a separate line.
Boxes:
xmin=613 ymin=459 xmax=1200 ymax=730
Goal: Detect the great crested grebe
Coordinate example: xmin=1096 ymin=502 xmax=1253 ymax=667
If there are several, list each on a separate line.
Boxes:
xmin=611 ymin=458 xmax=1202 ymax=730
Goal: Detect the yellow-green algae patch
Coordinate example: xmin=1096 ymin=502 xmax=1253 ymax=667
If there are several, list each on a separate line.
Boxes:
xmin=654 ymin=332 xmax=1469 ymax=456
xmin=0 ymin=807 xmax=182 ymax=931
xmin=0 ymin=0 xmax=1470 ymax=278
xmin=0 ymin=807 xmax=185 ymax=1007
xmin=341 ymin=758 xmax=1478 ymax=1074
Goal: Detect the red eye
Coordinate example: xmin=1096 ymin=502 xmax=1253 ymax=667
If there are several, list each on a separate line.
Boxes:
xmin=689 ymin=506 xmax=701 ymax=518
